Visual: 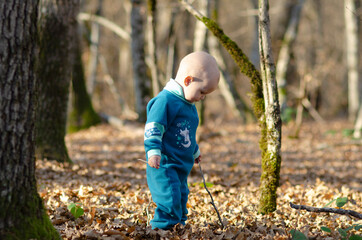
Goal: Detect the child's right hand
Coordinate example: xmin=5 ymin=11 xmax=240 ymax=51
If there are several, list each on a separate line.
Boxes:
xmin=148 ymin=155 xmax=161 ymax=169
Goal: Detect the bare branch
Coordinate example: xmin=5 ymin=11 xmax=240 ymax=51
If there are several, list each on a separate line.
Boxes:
xmin=78 ymin=12 xmax=130 ymax=40
xmin=290 ymin=202 xmax=362 ymax=219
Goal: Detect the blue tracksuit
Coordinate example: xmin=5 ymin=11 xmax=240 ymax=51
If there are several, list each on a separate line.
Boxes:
xmin=144 ymin=79 xmax=200 ymax=229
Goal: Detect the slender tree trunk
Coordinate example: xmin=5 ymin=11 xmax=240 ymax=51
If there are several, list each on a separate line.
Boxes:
xmin=193 ymin=0 xmax=210 ymax=125
xmin=180 ymin=0 xmax=282 ymax=213
xmin=353 ymin=104 xmax=362 ymax=138
xmin=131 ymin=0 xmax=150 ymax=122
xmin=249 ymin=0 xmax=260 ymax=67
xmin=87 ymin=0 xmax=103 ymax=95
xmin=0 ymin=1 xmax=60 ymax=238
xmin=179 ymin=0 xmax=264 ymax=121
xmin=208 ymin=0 xmax=253 ymax=122
xmin=68 ymin=26 xmax=101 ymax=133
xmin=147 ymin=0 xmax=160 ymax=95
xmin=36 ymin=0 xmax=79 ymax=163
xmin=166 ymin=10 xmax=177 ymax=81
xmin=344 ymin=0 xmax=359 ymax=122
xmin=276 ymin=0 xmax=305 ymax=113
xmin=258 ymin=0 xmax=282 ymax=214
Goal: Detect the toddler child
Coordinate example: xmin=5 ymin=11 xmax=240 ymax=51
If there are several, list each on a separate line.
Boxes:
xmin=144 ymin=51 xmax=220 ymax=229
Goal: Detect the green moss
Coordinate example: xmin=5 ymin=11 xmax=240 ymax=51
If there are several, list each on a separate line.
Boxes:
xmin=200 ymin=17 xmax=265 ymax=120
xmin=147 ymin=0 xmax=156 ymax=14
xmin=1 ymin=191 xmax=60 ymax=240
xmin=1 ymin=213 xmax=61 ymax=240
xmin=195 ymin=13 xmax=282 ymax=214
xmin=67 ymin=37 xmax=101 ymax=134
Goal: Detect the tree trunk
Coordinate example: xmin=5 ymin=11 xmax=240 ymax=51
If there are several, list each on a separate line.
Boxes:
xmin=147 ymin=0 xmax=161 ymax=95
xmin=258 ymin=0 xmax=282 ymax=214
xmin=87 ymin=0 xmax=103 ymax=95
xmin=180 ymin=0 xmax=282 ymax=213
xmin=276 ymin=0 xmax=305 ymax=113
xmin=179 ymin=0 xmax=264 ymax=121
xmin=36 ymin=0 xmax=79 ymax=163
xmin=208 ymin=0 xmax=254 ymax=122
xmin=249 ymin=0 xmax=260 ymax=67
xmin=193 ymin=0 xmax=210 ymax=125
xmin=344 ymin=0 xmax=359 ymax=122
xmin=353 ymin=104 xmax=362 ymax=138
xmin=68 ymin=26 xmax=101 ymax=133
xmin=131 ymin=0 xmax=150 ymax=122
xmin=0 ymin=1 xmax=60 ymax=238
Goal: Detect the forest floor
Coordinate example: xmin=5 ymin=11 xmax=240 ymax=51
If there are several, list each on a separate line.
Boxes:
xmin=36 ymin=119 xmax=362 ymax=240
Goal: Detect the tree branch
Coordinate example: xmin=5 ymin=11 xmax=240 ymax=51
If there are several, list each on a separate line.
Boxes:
xmin=78 ymin=13 xmax=130 ymax=40
xmin=290 ymin=202 xmax=362 ymax=219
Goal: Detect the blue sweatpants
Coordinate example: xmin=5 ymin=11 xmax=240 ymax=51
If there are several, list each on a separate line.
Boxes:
xmin=146 ymin=154 xmax=194 ymax=230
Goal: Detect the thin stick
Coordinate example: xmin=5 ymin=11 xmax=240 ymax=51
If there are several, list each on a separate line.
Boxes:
xmin=137 ymin=158 xmax=148 ymax=164
xmin=198 ymin=162 xmax=225 ymax=229
xmin=290 ymin=202 xmax=362 ymax=219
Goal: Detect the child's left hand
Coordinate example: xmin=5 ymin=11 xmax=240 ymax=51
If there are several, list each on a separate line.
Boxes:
xmin=194 ymin=155 xmax=201 ymax=164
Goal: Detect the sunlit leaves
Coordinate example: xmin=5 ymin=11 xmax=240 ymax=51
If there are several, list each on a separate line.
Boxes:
xmin=34 ymin=122 xmax=361 ymax=239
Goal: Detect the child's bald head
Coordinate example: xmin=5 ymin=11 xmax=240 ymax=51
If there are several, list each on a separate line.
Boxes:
xmin=175 ymin=51 xmax=220 ymax=102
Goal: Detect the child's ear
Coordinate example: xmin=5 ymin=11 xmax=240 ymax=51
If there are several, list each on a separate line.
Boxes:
xmin=184 ymin=76 xmax=193 ymax=86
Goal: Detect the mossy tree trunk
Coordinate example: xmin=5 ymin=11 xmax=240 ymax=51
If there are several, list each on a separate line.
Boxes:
xmin=258 ymin=0 xmax=282 ymax=214
xmin=208 ymin=0 xmax=254 ymax=122
xmin=0 ymin=1 xmax=60 ymax=239
xmin=179 ymin=0 xmax=264 ymax=120
xmin=68 ymin=26 xmax=101 ymax=134
xmin=36 ymin=0 xmax=79 ymax=163
xmin=180 ymin=0 xmax=282 ymax=214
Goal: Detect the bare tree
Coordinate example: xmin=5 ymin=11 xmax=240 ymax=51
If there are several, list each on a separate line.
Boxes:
xmin=68 ymin=24 xmax=101 ymax=133
xmin=258 ymin=0 xmax=282 ymax=214
xmin=131 ymin=0 xmax=150 ymax=122
xmin=344 ymin=0 xmax=359 ymax=122
xmin=147 ymin=0 xmax=161 ymax=95
xmin=353 ymin=105 xmax=362 ymax=138
xmin=193 ymin=0 xmax=210 ymax=125
xmin=179 ymin=0 xmax=282 ymax=213
xmin=208 ymin=0 xmax=254 ymax=122
xmin=276 ymin=0 xmax=305 ymax=112
xmin=0 ymin=1 xmax=60 ymax=238
xmin=36 ymin=0 xmax=80 ymax=163
xmin=87 ymin=0 xmax=103 ymax=95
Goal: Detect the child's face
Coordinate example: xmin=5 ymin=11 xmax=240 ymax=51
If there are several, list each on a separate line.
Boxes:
xmin=184 ymin=77 xmax=218 ymax=103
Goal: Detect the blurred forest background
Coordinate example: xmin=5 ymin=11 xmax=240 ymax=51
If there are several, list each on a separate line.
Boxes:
xmin=77 ymin=0 xmax=361 ymax=126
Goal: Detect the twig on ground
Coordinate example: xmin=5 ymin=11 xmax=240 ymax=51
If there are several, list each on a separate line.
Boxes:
xmin=137 ymin=158 xmax=148 ymax=164
xmin=146 ymin=193 xmax=152 ymax=226
xmin=290 ymin=181 xmax=309 ymax=238
xmin=198 ymin=162 xmax=225 ymax=229
xmin=290 ymin=202 xmax=362 ymax=219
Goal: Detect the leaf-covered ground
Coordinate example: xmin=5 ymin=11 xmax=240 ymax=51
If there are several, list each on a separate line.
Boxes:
xmin=36 ymin=120 xmax=362 ymax=239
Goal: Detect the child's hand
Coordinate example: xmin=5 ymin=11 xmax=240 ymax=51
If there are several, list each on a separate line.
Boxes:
xmin=194 ymin=155 xmax=202 ymax=164
xmin=148 ymin=155 xmax=161 ymax=169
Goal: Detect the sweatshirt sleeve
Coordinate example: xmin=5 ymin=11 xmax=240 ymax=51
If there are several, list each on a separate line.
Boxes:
xmin=193 ymin=143 xmax=200 ymax=159
xmin=144 ymin=97 xmax=168 ymax=159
